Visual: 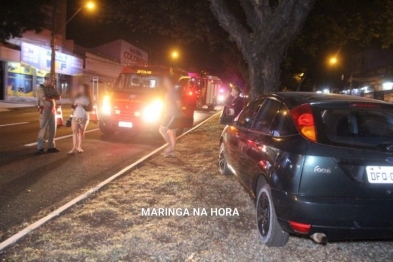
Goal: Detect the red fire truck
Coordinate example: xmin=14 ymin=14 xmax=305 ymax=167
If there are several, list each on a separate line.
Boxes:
xmin=195 ymin=75 xmax=222 ymax=110
xmin=99 ymin=64 xmax=197 ymax=135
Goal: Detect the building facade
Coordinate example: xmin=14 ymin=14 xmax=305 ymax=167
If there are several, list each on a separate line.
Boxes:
xmin=0 ymin=0 xmax=82 ymax=100
xmin=343 ymin=48 xmax=393 ymax=102
xmin=0 ymin=1 xmax=148 ymax=101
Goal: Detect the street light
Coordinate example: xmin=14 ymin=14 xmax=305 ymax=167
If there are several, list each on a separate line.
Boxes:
xmin=51 ymin=1 xmax=95 ymax=76
xmin=172 ymin=51 xmax=178 ymax=59
xmin=330 ymin=57 xmax=337 ymax=65
xmin=86 ymin=2 xmax=95 ymax=9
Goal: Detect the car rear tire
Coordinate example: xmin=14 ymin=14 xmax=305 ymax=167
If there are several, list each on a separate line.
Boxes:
xmin=219 ymin=143 xmax=232 ymax=176
xmin=256 ymin=178 xmax=289 ymax=247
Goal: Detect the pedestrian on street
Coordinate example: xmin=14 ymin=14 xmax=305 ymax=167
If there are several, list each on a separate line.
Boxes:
xmin=68 ymin=84 xmax=92 ymax=155
xmin=36 ymin=73 xmax=61 ymax=155
xmin=224 ymin=85 xmax=244 ymax=117
xmin=159 ymin=75 xmax=181 ymax=158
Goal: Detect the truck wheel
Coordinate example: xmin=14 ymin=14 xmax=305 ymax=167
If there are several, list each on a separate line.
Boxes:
xmin=218 ymin=143 xmax=232 ymax=176
xmin=207 ymin=105 xmax=215 ymax=111
xmin=99 ymin=123 xmax=115 ymax=135
xmin=256 ymin=178 xmax=289 ymax=247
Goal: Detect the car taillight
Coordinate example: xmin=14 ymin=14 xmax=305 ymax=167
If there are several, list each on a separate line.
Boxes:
xmin=290 ymin=103 xmax=317 ymax=143
xmin=289 ymin=221 xmax=311 ymax=234
xmin=189 ymin=91 xmax=193 ymax=96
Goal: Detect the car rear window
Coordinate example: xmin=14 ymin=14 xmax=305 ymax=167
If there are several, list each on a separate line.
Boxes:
xmin=313 ymin=103 xmax=393 ymax=149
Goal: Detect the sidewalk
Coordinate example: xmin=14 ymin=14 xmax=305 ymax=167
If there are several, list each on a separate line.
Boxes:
xmin=2 ymin=115 xmax=392 ymax=261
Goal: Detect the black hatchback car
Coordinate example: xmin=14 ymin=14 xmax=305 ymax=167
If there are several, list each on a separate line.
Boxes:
xmin=219 ymin=92 xmax=393 ymax=247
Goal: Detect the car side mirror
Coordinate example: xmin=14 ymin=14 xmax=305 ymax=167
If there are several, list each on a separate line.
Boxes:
xmin=219 ymin=109 xmax=234 ymax=125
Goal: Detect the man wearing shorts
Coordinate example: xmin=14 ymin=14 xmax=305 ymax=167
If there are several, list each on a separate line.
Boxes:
xmin=159 ymin=76 xmax=181 ymax=157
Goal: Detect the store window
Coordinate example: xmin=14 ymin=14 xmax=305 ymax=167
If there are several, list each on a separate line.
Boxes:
xmin=7 ymin=62 xmax=33 ymax=97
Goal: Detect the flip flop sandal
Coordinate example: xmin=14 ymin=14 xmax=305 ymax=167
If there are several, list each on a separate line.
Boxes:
xmin=68 ymin=150 xmax=78 ymax=155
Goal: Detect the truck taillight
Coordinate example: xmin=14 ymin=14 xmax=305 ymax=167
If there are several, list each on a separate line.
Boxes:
xmin=290 ymin=103 xmax=317 ymax=143
xmin=189 ymin=91 xmax=193 ymax=96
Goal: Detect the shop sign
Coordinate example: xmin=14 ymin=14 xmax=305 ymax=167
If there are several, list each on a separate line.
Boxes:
xmin=121 ymin=42 xmax=148 ymax=64
xmin=21 ymin=42 xmax=83 ymax=75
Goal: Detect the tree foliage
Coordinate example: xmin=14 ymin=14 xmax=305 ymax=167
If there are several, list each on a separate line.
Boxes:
xmin=0 ymin=0 xmax=51 ymax=42
xmin=295 ymin=0 xmax=393 ymax=56
xmin=100 ymin=0 xmax=227 ymax=46
xmin=281 ymin=0 xmax=393 ymax=91
xmin=100 ymin=0 xmax=393 ymax=95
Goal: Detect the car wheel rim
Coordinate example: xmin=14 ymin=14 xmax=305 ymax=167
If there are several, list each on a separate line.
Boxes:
xmin=219 ymin=145 xmax=226 ymax=171
xmin=257 ymin=191 xmax=270 ymax=237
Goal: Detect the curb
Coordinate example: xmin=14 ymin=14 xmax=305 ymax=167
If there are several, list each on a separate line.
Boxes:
xmin=0 ymin=112 xmax=221 ymax=251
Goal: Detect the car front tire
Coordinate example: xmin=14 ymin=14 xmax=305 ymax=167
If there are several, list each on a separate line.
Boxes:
xmin=219 ymin=143 xmax=232 ymax=176
xmin=256 ymin=178 xmax=289 ymax=247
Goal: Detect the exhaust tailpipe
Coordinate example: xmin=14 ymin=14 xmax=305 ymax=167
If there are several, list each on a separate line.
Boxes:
xmin=310 ymin=233 xmax=328 ymax=244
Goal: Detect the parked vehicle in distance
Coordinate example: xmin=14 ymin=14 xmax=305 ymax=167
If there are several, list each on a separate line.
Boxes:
xmin=219 ymin=92 xmax=393 ymax=246
xmin=196 ymin=75 xmax=222 ymax=110
xmin=99 ymin=64 xmax=197 ymax=135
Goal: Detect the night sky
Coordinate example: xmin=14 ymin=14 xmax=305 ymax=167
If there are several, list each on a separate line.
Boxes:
xmin=64 ymin=0 xmax=361 ymax=91
xmin=66 ymin=0 xmax=225 ymax=75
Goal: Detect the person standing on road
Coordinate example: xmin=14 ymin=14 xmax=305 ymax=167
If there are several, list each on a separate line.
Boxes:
xmin=224 ymin=86 xmax=244 ymax=117
xmin=68 ymin=84 xmax=92 ymax=155
xmin=36 ymin=73 xmax=61 ymax=155
xmin=159 ymin=75 xmax=182 ymax=158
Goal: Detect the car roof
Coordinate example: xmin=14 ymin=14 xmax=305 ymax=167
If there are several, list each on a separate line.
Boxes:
xmin=263 ymin=92 xmax=391 ymax=109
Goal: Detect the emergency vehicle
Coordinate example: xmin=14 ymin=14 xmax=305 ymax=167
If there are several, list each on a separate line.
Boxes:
xmin=195 ymin=75 xmax=222 ymax=110
xmin=99 ymin=65 xmax=197 ymax=135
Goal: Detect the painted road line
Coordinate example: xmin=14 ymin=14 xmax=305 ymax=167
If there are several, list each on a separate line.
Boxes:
xmin=23 ymin=128 xmax=100 ymax=147
xmin=0 ymin=122 xmax=29 ymax=127
xmin=0 ymin=112 xmax=219 ymax=251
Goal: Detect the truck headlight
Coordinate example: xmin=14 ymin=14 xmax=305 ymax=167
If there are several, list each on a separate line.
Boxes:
xmin=143 ymin=100 xmax=163 ymax=122
xmin=102 ymin=95 xmax=111 ymax=115
xmin=218 ymin=95 xmax=225 ymax=102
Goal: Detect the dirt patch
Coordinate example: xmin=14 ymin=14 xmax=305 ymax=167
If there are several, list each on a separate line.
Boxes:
xmin=2 ymin=115 xmax=393 ymax=261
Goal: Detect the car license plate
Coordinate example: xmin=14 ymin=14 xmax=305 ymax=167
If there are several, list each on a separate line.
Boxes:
xmin=366 ymin=166 xmax=393 ymax=184
xmin=118 ymin=121 xmax=132 ymax=128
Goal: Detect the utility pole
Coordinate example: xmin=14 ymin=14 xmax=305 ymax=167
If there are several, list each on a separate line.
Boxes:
xmin=51 ymin=0 xmax=57 ymax=78
xmin=50 ymin=1 xmax=94 ymax=78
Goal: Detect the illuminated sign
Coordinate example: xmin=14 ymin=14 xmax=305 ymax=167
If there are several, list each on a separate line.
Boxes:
xmin=21 ymin=42 xmax=83 ymax=75
xmin=137 ymin=70 xmax=152 ymax=74
xmin=121 ymin=41 xmax=148 ymax=64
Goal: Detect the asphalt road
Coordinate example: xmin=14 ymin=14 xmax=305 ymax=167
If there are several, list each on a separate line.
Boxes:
xmin=0 ymin=106 xmax=219 ymax=236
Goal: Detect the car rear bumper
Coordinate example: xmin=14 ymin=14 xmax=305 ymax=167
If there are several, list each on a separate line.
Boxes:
xmin=272 ymin=189 xmax=393 ymax=241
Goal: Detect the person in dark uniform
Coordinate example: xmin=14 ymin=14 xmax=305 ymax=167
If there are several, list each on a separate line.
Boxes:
xmin=224 ymin=85 xmax=244 ymax=117
xmin=159 ymin=75 xmax=181 ymax=157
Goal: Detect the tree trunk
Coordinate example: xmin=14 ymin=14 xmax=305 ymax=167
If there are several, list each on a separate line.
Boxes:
xmin=210 ymin=0 xmax=315 ymax=98
xmin=248 ymin=53 xmax=281 ymax=99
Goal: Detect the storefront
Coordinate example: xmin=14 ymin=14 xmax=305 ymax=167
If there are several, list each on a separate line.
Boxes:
xmin=7 ymin=42 xmax=84 ymax=99
xmin=0 ymin=45 xmax=21 ymax=100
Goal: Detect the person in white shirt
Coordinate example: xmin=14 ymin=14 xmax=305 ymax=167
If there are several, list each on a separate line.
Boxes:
xmin=68 ymin=84 xmax=92 ymax=154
